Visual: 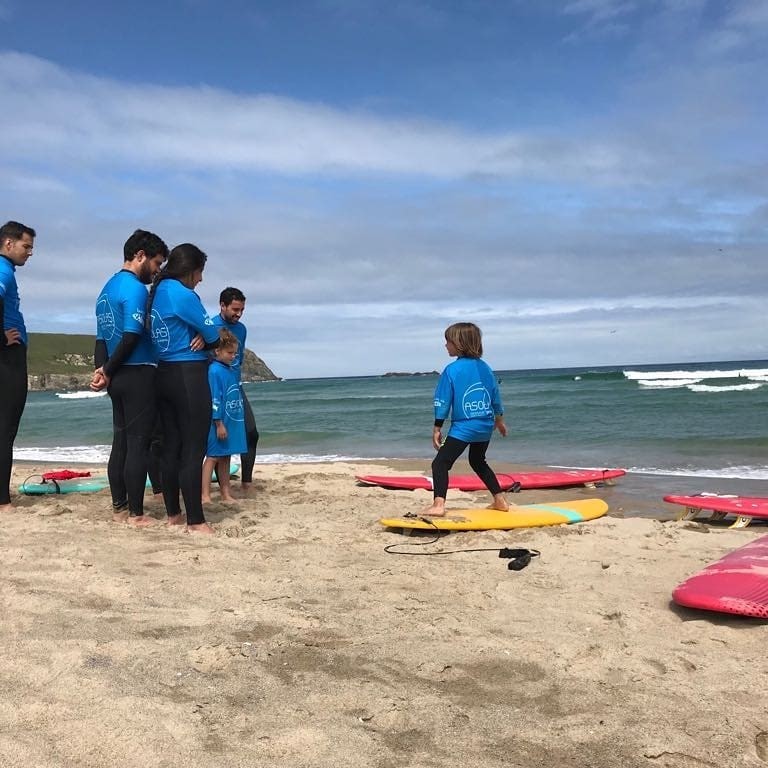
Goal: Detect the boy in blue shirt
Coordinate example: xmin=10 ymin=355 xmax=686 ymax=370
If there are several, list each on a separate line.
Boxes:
xmin=202 ymin=328 xmax=247 ymax=503
xmin=425 ymin=322 xmax=510 ymax=516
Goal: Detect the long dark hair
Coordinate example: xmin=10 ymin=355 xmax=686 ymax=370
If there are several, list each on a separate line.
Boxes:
xmin=145 ymin=243 xmax=208 ymax=331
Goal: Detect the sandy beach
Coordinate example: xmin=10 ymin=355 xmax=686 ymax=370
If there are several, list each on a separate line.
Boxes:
xmin=1 ymin=460 xmax=767 ymax=768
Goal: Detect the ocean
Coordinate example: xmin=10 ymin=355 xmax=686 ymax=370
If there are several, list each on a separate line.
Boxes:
xmin=15 ymin=359 xmax=768 ymax=503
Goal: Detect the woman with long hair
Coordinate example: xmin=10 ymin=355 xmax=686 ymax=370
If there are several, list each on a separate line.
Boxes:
xmin=146 ymin=243 xmax=219 ymax=533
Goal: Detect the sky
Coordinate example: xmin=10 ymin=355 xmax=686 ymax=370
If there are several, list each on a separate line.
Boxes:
xmin=1 ymin=0 xmax=766 ymax=378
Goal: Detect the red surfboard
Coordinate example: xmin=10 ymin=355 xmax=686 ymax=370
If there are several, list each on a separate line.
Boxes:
xmin=356 ymin=468 xmax=625 ymax=491
xmin=672 ymin=534 xmax=768 ymax=618
xmin=664 ymin=494 xmax=768 ymax=528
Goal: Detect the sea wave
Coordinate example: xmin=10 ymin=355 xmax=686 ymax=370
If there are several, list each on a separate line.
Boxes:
xmin=628 ymin=465 xmax=768 ymax=481
xmin=636 ymin=379 xmax=702 ymax=388
xmin=686 ymin=383 xmax=764 ymax=393
xmin=56 ymin=391 xmax=107 ymax=400
xmin=14 ymin=445 xmax=378 ymax=465
xmin=624 ymin=367 xmax=768 ymax=381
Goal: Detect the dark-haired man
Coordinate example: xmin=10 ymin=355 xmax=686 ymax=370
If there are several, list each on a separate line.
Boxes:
xmin=213 ymin=287 xmax=259 ymax=491
xmin=0 ymin=221 xmax=35 ymax=512
xmin=91 ymin=229 xmax=168 ymax=525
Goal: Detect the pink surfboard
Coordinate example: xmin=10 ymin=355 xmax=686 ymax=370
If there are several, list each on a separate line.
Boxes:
xmin=355 ymin=468 xmax=625 ymax=492
xmin=664 ymin=494 xmax=768 ymax=528
xmin=672 ymin=534 xmax=768 ymax=618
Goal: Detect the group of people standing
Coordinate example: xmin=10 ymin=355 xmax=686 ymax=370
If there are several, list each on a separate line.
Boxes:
xmin=0 ymin=222 xmax=259 ymax=533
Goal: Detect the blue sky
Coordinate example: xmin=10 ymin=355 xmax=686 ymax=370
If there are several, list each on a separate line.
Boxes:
xmin=1 ymin=0 xmax=766 ymax=377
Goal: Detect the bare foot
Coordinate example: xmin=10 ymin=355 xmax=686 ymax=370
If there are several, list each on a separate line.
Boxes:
xmin=421 ymin=505 xmax=447 ymax=517
xmin=167 ymin=514 xmax=186 ymax=526
xmin=127 ymin=515 xmax=156 ymax=528
xmin=187 ymin=522 xmax=215 ymax=535
xmin=201 ymin=496 xmax=211 ymax=504
xmin=112 ymin=510 xmax=129 ymax=523
xmin=0 ymin=503 xmax=14 ymax=513
xmin=220 ymin=496 xmax=240 ymax=505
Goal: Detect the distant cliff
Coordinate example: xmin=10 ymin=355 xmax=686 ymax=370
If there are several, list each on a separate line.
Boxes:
xmin=25 ymin=333 xmax=279 ymax=391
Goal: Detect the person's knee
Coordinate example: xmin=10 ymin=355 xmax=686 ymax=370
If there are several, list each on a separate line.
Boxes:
xmin=469 ymin=454 xmax=488 ymax=473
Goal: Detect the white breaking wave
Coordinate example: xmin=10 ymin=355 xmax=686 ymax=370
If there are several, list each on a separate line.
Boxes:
xmin=15 ymin=445 xmax=112 ymax=463
xmin=687 ymin=383 xmax=763 ymax=393
xmin=624 ymin=367 xmax=768 ymax=381
xmin=636 ymin=378 xmax=702 ymax=388
xmin=629 ymin=465 xmax=768 ymax=481
xmin=56 ymin=391 xmax=107 ymax=399
xmin=14 ymin=446 xmax=377 ymax=465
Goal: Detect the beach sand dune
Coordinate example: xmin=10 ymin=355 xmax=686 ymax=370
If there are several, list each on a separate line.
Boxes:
xmin=1 ymin=462 xmax=767 ymax=767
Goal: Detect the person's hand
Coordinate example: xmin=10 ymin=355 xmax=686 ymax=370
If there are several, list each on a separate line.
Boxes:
xmin=432 ymin=426 xmax=443 ymax=451
xmin=4 ymin=328 xmax=21 ymax=346
xmin=190 ymin=333 xmax=205 ymax=352
xmin=90 ymin=368 xmax=109 ymax=391
xmin=495 ymin=418 xmax=508 ymax=437
xmin=216 ymin=423 xmax=228 ymax=440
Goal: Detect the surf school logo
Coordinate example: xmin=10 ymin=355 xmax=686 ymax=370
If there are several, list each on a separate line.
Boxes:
xmin=461 ymin=382 xmax=492 ymax=419
xmin=225 ymin=383 xmax=244 ymax=421
xmin=150 ymin=309 xmax=170 ymax=352
xmin=95 ymin=294 xmax=116 ymax=340
xmin=132 ymin=307 xmax=144 ymax=324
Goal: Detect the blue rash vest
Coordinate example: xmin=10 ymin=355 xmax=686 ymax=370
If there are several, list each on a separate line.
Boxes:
xmin=207 ymin=360 xmax=247 ymax=457
xmin=95 ymin=270 xmax=156 ymax=365
xmin=212 ymin=314 xmax=246 ymax=382
xmin=149 ymin=278 xmax=218 ymax=362
xmin=0 ymin=255 xmax=27 ymax=346
xmin=433 ymin=356 xmax=504 ymax=442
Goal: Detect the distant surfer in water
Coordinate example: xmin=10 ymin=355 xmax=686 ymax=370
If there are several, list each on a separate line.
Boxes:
xmin=0 ymin=221 xmax=35 ymax=512
xmin=423 ymin=322 xmax=510 ymax=517
xmin=91 ymin=230 xmax=169 ymax=526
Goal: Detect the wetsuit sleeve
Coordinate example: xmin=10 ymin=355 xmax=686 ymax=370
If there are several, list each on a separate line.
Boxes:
xmin=94 ymin=339 xmax=108 ymax=368
xmin=433 ymin=370 xmax=453 ymax=426
xmin=103 ymin=333 xmax=141 ymax=378
xmin=0 ymin=296 xmax=6 ymax=348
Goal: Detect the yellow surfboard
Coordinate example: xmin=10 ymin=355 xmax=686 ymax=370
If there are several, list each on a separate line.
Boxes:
xmin=379 ymin=498 xmax=608 ymax=531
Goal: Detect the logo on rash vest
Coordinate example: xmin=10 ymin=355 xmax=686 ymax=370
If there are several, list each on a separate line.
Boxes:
xmin=95 ymin=294 xmax=116 ymax=341
xmin=225 ymin=383 xmax=245 ymax=421
xmin=150 ymin=309 xmax=170 ymax=353
xmin=461 ymin=382 xmax=492 ymax=419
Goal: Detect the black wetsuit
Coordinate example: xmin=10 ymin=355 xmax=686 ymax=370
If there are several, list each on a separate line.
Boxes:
xmin=156 ymin=360 xmax=211 ymax=525
xmin=0 ymin=340 xmax=27 ymax=505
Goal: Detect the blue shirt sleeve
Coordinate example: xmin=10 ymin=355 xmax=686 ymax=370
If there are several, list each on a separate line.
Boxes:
xmin=176 ymin=290 xmax=219 ymax=343
xmin=121 ymin=280 xmax=147 ymax=335
xmin=433 ymin=368 xmax=453 ymax=421
xmin=209 ymin=364 xmax=225 ymax=421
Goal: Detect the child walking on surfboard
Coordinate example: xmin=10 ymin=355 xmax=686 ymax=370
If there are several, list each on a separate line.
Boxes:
xmin=202 ymin=329 xmax=247 ymax=504
xmin=424 ymin=322 xmax=510 ymax=517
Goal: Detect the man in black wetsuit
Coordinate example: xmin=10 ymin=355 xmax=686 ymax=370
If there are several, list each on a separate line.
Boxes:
xmin=90 ymin=230 xmax=168 ymax=525
xmin=0 ymin=221 xmax=35 ymax=512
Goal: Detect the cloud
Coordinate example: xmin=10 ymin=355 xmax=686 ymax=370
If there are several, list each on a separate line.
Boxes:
xmin=0 ymin=51 xmax=649 ymax=185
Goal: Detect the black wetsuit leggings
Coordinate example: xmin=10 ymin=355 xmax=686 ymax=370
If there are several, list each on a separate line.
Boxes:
xmin=0 ymin=343 xmax=27 ymax=505
xmin=240 ymin=390 xmax=259 ymax=484
xmin=107 ymin=365 xmax=156 ymax=515
xmin=156 ymin=360 xmax=211 ymax=525
xmin=431 ymin=435 xmax=502 ymax=500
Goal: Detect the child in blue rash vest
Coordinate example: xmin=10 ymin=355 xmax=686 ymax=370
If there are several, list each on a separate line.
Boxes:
xmin=423 ymin=322 xmax=511 ymax=517
xmin=202 ymin=329 xmax=247 ymax=504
